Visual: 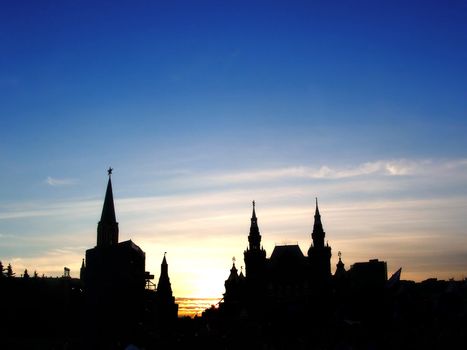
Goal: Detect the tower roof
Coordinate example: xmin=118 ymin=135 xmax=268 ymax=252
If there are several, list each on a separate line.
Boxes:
xmin=97 ymin=168 xmax=119 ymax=246
xmin=270 ymin=244 xmax=305 ymax=261
xmin=248 ymin=200 xmax=262 ymax=250
xmin=314 ymin=197 xmax=322 ymax=226
xmin=311 ymin=197 xmax=326 ymax=248
xmin=250 ymin=200 xmax=258 ymax=228
xmin=100 ymin=172 xmax=117 ymax=224
xmin=157 ymin=252 xmax=173 ymax=297
xmin=227 ymin=261 xmax=239 ymax=281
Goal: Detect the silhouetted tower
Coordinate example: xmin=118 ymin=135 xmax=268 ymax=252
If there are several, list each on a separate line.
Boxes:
xmin=224 ymin=258 xmax=239 ymax=301
xmin=80 ymin=258 xmax=86 ymax=280
xmin=157 ymin=253 xmax=173 ymax=300
xmin=223 ymin=257 xmax=246 ymax=316
xmin=244 ymin=201 xmax=266 ymax=280
xmin=83 ymin=169 xmax=146 ymax=344
xmin=155 ymin=253 xmax=178 ymax=323
xmin=96 ymin=167 xmax=119 ymax=246
xmin=308 ymin=198 xmax=332 ymax=280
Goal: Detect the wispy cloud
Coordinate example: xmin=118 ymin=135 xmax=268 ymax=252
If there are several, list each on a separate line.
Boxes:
xmin=45 ymin=176 xmax=77 ymax=187
xmin=203 ymin=159 xmax=448 ymax=184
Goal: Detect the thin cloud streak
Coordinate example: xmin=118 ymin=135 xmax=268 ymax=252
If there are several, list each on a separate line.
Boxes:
xmin=2 ymin=157 xmax=465 ymax=221
xmin=202 ymin=158 xmax=467 ymax=184
xmin=45 ymin=176 xmax=78 ymax=187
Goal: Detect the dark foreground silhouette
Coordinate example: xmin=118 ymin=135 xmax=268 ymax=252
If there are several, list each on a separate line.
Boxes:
xmin=1 ymin=171 xmax=465 ymax=349
xmin=0 ymin=272 xmax=465 ymax=349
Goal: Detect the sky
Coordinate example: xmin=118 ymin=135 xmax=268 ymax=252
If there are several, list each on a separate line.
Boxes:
xmin=1 ymin=0 xmax=466 ymax=298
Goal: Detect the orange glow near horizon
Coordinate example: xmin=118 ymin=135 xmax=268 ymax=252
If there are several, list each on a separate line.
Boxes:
xmin=176 ymin=298 xmax=220 ymax=318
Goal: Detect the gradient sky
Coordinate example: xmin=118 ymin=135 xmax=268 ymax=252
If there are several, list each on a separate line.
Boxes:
xmin=1 ymin=0 xmax=466 ymax=298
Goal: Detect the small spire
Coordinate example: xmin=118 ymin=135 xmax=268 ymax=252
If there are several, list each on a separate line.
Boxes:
xmin=335 ymin=251 xmax=346 ymax=277
xmin=228 ymin=258 xmax=238 ymax=280
xmin=311 ymin=197 xmax=325 ymax=248
xmin=248 ymin=200 xmax=261 ymax=250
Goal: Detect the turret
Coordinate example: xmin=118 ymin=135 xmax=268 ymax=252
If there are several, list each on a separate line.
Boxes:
xmin=311 ymin=197 xmax=325 ymax=248
xmin=308 ymin=198 xmax=332 ymax=280
xmin=334 ymin=251 xmax=346 ymax=279
xmin=244 ymin=201 xmax=266 ymax=281
xmin=80 ymin=258 xmax=86 ymax=280
xmin=248 ymin=200 xmax=261 ymax=250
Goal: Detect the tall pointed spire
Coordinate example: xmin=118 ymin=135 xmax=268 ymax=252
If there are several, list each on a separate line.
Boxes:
xmin=97 ymin=167 xmax=119 ymax=247
xmin=161 ymin=252 xmax=168 ymax=276
xmin=248 ymin=200 xmax=261 ymax=250
xmin=308 ymin=198 xmax=332 ymax=279
xmin=157 ymin=252 xmax=173 ymax=299
xmin=312 ymin=197 xmax=325 ymax=248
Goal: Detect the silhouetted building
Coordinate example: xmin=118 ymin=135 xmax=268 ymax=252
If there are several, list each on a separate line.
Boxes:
xmin=81 ymin=169 xmax=146 ymax=346
xmin=221 ymin=199 xmax=334 ymax=321
xmin=349 ymin=258 xmax=388 ymax=291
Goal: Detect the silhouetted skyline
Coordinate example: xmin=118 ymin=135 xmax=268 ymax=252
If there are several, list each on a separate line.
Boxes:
xmin=1 ymin=176 xmax=465 ymax=349
xmin=1 ymin=1 xmax=467 ymax=298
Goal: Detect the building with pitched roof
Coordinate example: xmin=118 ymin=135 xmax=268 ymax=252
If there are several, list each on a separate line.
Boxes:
xmin=221 ymin=199 xmax=335 ymax=321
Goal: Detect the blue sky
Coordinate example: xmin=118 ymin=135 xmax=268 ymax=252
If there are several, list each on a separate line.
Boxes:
xmin=1 ymin=1 xmax=466 ymax=297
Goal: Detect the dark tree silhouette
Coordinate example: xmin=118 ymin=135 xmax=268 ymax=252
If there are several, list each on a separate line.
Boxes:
xmin=0 ymin=261 xmax=4 ymax=278
xmin=23 ymin=269 xmax=29 ymax=279
xmin=6 ymin=264 xmax=14 ymax=278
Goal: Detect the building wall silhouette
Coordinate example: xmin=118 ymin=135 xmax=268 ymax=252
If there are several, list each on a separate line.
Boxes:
xmin=80 ymin=170 xmax=177 ymax=347
xmin=221 ymin=199 xmax=389 ymax=324
xmin=221 ymin=199 xmax=336 ymax=321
